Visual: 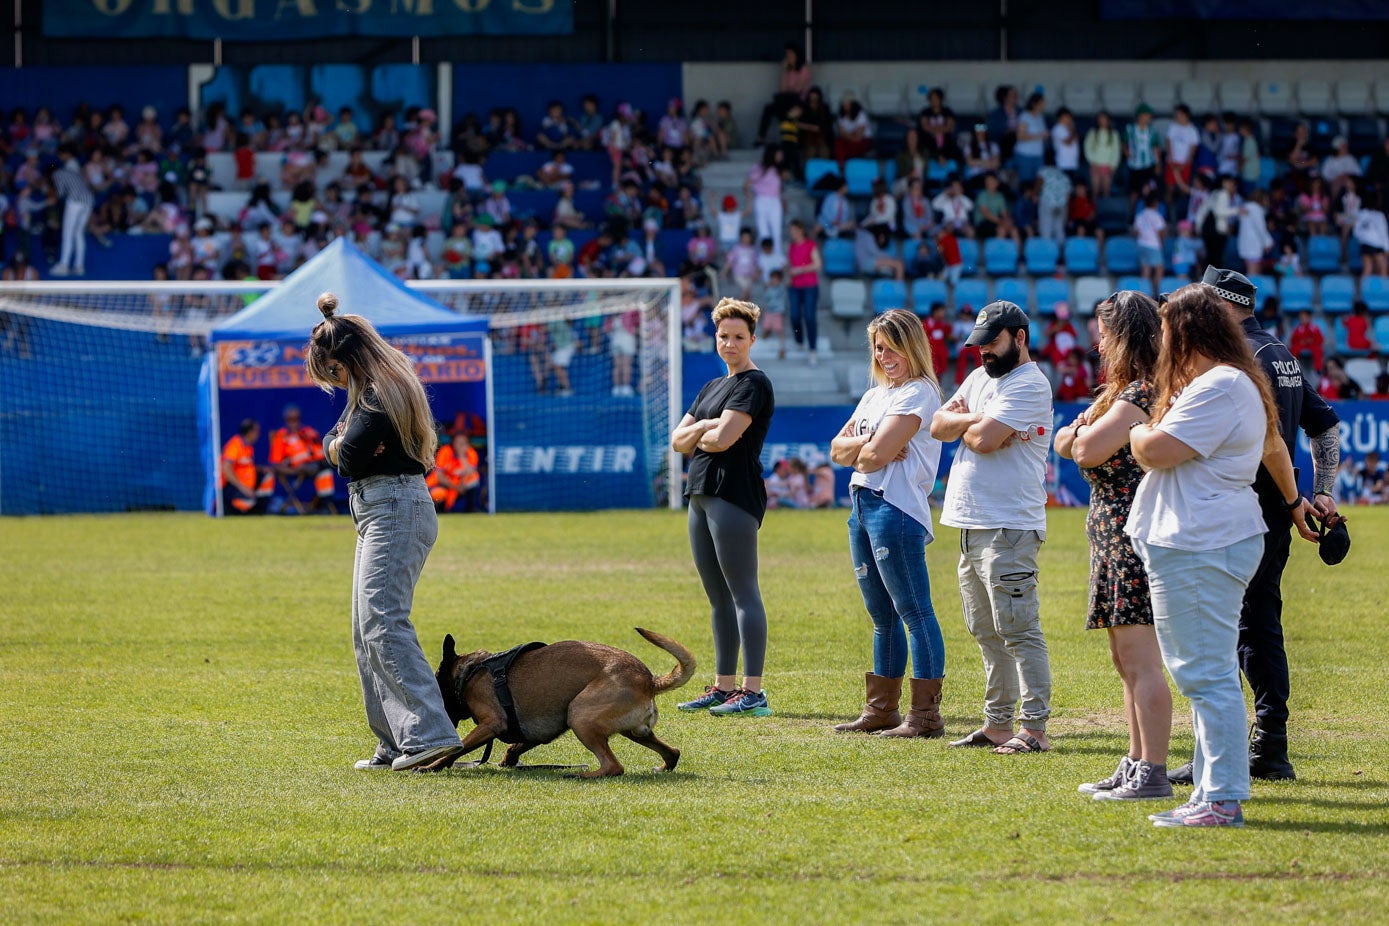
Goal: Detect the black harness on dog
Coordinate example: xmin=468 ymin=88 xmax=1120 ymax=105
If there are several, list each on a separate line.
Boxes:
xmin=460 ymin=642 xmax=547 ymax=755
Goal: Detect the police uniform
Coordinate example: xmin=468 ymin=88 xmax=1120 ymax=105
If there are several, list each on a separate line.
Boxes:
xmin=1207 ymin=268 xmax=1340 ymax=778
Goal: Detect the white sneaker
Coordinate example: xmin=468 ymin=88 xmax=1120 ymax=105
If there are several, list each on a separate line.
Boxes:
xmin=49 ymin=265 xmax=70 ymax=277
xmin=354 ymin=755 xmax=394 ymax=771
xmin=391 ymin=744 xmax=465 ymax=771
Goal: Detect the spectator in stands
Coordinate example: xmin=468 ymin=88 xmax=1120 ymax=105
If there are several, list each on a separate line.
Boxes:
xmin=775 ymin=103 xmax=804 ymax=180
xmin=1359 ymin=451 xmax=1387 ymax=502
xmin=1286 ymin=122 xmax=1319 ymax=191
xmin=1067 ymin=181 xmax=1101 ymax=243
xmin=1321 ymin=136 xmax=1361 ymax=199
xmin=1165 ymin=104 xmax=1199 ymax=210
xmin=1041 ymin=303 xmax=1079 ymax=368
xmin=1195 ymin=114 xmax=1222 ymax=178
xmin=471 ymin=214 xmax=504 ymax=276
xmin=1051 ymin=107 xmax=1080 ymax=181
xmin=427 ymin=429 xmax=482 ymax=514
xmin=1013 ymin=92 xmax=1047 ymax=185
xmin=658 ymin=98 xmax=690 ymax=153
xmin=684 ymin=221 xmax=718 ymax=275
xmin=1296 ymin=177 xmax=1331 ymax=237
xmin=715 ymin=100 xmax=742 ymax=152
xmin=221 ymin=418 xmax=273 ymax=515
xmin=1343 ymin=300 xmax=1379 ymax=356
xmin=894 ymin=127 xmax=927 ymax=195
xmin=1054 ymin=347 xmax=1092 ymax=402
xmin=1037 ymin=151 xmax=1072 ymax=245
xmin=536 ymin=100 xmax=576 ymax=151
xmin=918 ymin=88 xmax=958 ymax=161
xmin=1013 ymin=181 xmax=1040 ymax=240
xmin=829 ymin=309 xmax=946 ymax=737
xmin=865 ymin=179 xmax=896 ymax=231
xmin=855 ymin=226 xmax=905 ymax=282
xmin=799 ymin=87 xmax=833 ymax=162
xmin=901 ymin=176 xmax=935 ymax=242
xmin=808 ymin=453 xmax=836 ymax=508
xmin=933 ymin=177 xmax=974 ymax=237
xmin=973 ymin=172 xmax=1015 ymax=244
xmin=1124 ymin=105 xmax=1162 ymax=202
xmin=923 ymin=301 xmax=951 ymax=376
xmin=1238 ymin=189 xmax=1275 ymax=275
xmin=1320 ymin=355 xmax=1363 ymax=400
xmin=1334 ymin=456 xmax=1362 ymax=504
xmin=723 ymin=227 xmax=759 ymax=300
xmin=601 ymin=102 xmax=634 ymax=188
xmin=1197 ymin=174 xmax=1241 ymax=273
xmin=757 ymin=235 xmax=787 ymax=284
xmin=1289 ymin=309 xmax=1326 ymax=372
xmin=759 ymin=267 xmax=789 ymax=358
xmin=49 ymin=145 xmax=93 ymax=277
xmin=833 ymin=94 xmax=873 ymax=168
xmin=1236 ymin=117 xmax=1261 ymax=196
xmin=1353 ymin=198 xmax=1389 ymax=277
xmin=986 ymin=85 xmax=1019 ymax=162
xmin=937 ymin=226 xmax=965 ymax=287
xmin=816 ymin=176 xmax=855 ymax=240
xmin=480 ymin=180 xmax=512 ymax=229
xmin=1134 ymin=192 xmax=1167 ymax=289
xmin=269 ymin=403 xmax=335 ymax=513
xmin=952 ymin=304 xmax=982 ymax=382
xmin=757 ymin=43 xmax=812 ymax=145
xmin=746 ymin=145 xmax=785 ymax=252
xmin=1172 ymin=219 xmax=1201 ymax=279
xmin=786 ymin=220 xmax=822 ymax=364
xmin=135 ymin=105 xmax=163 ymax=153
xmin=689 ymin=99 xmax=724 ymax=165
xmin=1218 ymin=112 xmax=1241 ymax=178
xmin=962 ymin=123 xmax=1002 ymax=188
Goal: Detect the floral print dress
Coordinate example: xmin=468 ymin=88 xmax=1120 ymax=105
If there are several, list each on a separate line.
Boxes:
xmin=1083 ymin=380 xmax=1155 ymax=629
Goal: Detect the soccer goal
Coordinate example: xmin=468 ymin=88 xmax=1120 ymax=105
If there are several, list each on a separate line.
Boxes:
xmin=0 ymin=276 xmax=681 ymax=516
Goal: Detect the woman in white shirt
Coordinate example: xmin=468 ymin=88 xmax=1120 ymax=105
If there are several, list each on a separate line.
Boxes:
xmin=829 ymin=310 xmax=946 ymax=738
xmin=1127 ymin=284 xmax=1307 ymax=829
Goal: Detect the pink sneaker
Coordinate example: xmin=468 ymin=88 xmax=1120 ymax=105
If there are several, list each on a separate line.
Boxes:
xmin=1152 ymin=800 xmax=1244 ymax=828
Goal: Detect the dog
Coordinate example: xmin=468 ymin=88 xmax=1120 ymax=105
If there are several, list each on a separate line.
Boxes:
xmin=434 ymin=628 xmax=695 ymax=778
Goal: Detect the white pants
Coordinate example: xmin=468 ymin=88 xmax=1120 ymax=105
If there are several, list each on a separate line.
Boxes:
xmin=754 ymin=195 xmax=783 ymax=253
xmin=58 ymin=200 xmax=92 ymax=273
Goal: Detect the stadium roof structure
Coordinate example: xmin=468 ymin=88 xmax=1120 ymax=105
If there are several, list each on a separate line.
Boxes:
xmin=210 ymin=237 xmax=484 ymax=342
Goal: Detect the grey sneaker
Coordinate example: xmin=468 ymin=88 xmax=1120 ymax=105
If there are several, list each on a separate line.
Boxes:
xmin=1078 ymin=756 xmax=1135 ymax=794
xmin=391 ymin=744 xmax=465 ymax=772
xmin=1094 ymin=760 xmax=1173 ymax=801
xmin=354 ymin=755 xmax=394 ymax=771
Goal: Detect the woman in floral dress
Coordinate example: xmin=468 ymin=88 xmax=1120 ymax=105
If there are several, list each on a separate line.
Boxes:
xmin=1055 ymin=291 xmax=1173 ymax=802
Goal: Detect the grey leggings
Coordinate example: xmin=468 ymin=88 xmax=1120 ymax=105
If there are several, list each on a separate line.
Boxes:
xmin=688 ymin=494 xmax=767 ymax=677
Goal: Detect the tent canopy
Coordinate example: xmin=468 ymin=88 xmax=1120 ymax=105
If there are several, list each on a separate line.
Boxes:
xmin=210 ymin=238 xmax=485 ymax=341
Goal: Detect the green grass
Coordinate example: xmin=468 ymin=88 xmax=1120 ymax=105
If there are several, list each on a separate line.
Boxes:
xmin=1 ymin=508 xmax=1387 ymax=924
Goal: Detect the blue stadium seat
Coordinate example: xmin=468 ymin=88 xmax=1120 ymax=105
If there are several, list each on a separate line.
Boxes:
xmin=1279 ymin=276 xmax=1315 ymax=312
xmin=1375 ymin=315 xmax=1389 ymax=345
xmin=1321 ymin=274 xmax=1356 ymax=313
xmin=956 ymin=238 xmax=980 ymax=276
xmin=1024 ymin=238 xmax=1060 ymax=275
xmin=1333 ymin=317 xmax=1356 ymax=355
xmin=1104 ymin=236 xmax=1140 ymax=275
xmin=823 ymin=238 xmax=857 ymax=277
xmin=1364 ymin=275 xmax=1389 ymax=312
xmin=1035 ymin=277 xmax=1072 ymax=310
xmin=309 ymin=64 xmax=369 ymax=133
xmin=882 ymin=159 xmax=898 ymax=185
xmin=872 ymin=279 xmax=909 ymax=313
xmin=993 ymin=277 xmax=1029 ymax=309
xmin=1158 ymin=275 xmax=1188 ymax=299
xmin=1258 ymin=156 xmax=1279 ymax=189
xmin=1306 ymin=235 xmax=1342 ymax=274
xmin=1116 ymin=275 xmax=1155 ymax=296
xmin=1063 ymin=236 xmax=1100 ymax=275
xmin=371 ymin=63 xmax=433 ymax=114
xmin=983 ymin=238 xmax=1020 ymax=275
xmin=1250 ymin=275 xmax=1277 ymax=308
xmin=248 ymin=64 xmax=305 ymax=115
xmin=910 ymin=278 xmax=949 ymax=315
xmin=845 ymin=158 xmax=881 ymax=197
xmin=953 ymin=278 xmax=989 ymax=311
xmin=926 ymin=159 xmax=959 ymax=185
xmin=805 ymin=158 xmax=838 ymax=193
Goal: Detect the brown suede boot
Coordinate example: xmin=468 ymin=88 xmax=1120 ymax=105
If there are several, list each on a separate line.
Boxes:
xmin=832 ymin=673 xmax=903 ymax=733
xmin=879 ymin=678 xmax=944 ymax=738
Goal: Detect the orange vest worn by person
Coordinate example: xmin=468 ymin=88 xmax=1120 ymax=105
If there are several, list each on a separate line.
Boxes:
xmin=271 ymin=424 xmax=334 ymax=497
xmin=222 ymin=434 xmax=274 ymax=512
xmin=426 ymin=444 xmax=480 ymax=509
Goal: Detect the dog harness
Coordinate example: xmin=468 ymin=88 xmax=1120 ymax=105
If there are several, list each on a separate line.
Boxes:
xmin=462 ymin=642 xmax=546 ymax=744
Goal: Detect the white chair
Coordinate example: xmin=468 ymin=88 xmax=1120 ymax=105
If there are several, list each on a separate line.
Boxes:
xmin=1073 ymin=276 xmax=1115 ymax=316
xmin=1063 ymin=81 xmax=1100 ymax=116
xmin=1336 ymin=79 xmax=1374 ymax=115
xmin=830 ymin=279 xmax=869 ymax=320
xmin=945 ymin=80 xmax=983 ymax=115
xmin=1101 ymin=81 xmax=1139 ymax=116
xmin=1218 ymin=80 xmax=1254 ymax=113
xmin=1297 ymin=79 xmax=1334 ymax=116
xmin=1257 ymin=79 xmax=1295 ymax=116
xmin=865 ymin=80 xmax=905 ymax=116
xmin=1178 ymin=79 xmax=1216 ymax=112
xmin=1141 ymin=80 xmax=1178 ymax=113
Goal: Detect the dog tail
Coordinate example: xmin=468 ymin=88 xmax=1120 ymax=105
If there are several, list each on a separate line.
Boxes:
xmin=636 ymin=628 xmax=697 ymax=693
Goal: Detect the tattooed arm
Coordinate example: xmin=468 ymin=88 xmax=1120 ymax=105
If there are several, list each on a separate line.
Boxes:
xmin=1309 ymin=426 xmax=1340 ymax=517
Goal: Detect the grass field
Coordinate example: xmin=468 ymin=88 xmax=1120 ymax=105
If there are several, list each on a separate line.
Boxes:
xmin=1 ymin=507 xmax=1387 ymax=925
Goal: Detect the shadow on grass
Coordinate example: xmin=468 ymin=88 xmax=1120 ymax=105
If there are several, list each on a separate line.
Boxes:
xmin=436 ymin=763 xmax=699 ymax=783
xmin=1248 ymin=819 xmax=1389 ymax=834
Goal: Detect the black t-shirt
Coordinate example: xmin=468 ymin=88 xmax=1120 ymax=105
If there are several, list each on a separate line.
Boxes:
xmin=684 ymin=369 xmax=775 ymax=524
xmin=326 ymin=387 xmax=431 ymax=481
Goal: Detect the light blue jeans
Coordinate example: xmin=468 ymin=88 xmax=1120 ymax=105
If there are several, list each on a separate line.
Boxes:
xmin=350 ymin=474 xmax=462 ymax=761
xmin=847 ymin=487 xmax=945 ymax=679
xmin=1133 ymin=534 xmax=1264 ymax=803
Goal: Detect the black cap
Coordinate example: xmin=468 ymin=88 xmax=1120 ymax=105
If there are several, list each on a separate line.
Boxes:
xmin=965 ymin=300 xmax=1031 ymax=347
xmin=1310 ymin=512 xmax=1351 ymax=566
xmin=1202 ymin=266 xmax=1256 ymax=308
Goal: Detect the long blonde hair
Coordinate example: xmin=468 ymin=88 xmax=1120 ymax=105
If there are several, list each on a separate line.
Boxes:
xmin=305 ymin=291 xmax=438 ymax=469
xmin=866 ymin=309 xmax=941 ymax=393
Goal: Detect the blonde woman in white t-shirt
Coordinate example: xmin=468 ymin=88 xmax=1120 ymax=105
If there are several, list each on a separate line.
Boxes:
xmin=1127 ymin=284 xmax=1308 ymax=828
xmin=829 ymin=309 xmax=946 ymax=737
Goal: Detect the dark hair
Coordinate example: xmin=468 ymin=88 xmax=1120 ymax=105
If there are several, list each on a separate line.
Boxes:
xmin=1025 ymin=91 xmax=1044 ymax=111
xmin=783 ymin=43 xmax=805 ymax=70
xmin=760 ymin=144 xmax=780 ymax=170
xmin=238 ymin=418 xmax=258 ymax=437
xmin=1091 ymin=290 xmax=1160 ymax=418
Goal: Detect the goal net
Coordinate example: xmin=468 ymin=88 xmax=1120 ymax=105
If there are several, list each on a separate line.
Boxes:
xmin=0 ymin=277 xmax=680 ymax=516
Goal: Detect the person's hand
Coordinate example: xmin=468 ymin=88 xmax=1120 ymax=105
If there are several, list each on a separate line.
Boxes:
xmin=373 ymin=443 xmax=386 ymax=457
xmin=893 ymin=444 xmax=910 ymax=462
xmin=998 ymin=431 xmax=1017 ymax=449
xmin=1311 ymin=492 xmax=1339 ymax=519
xmin=1291 ymin=498 xmax=1320 ymax=544
xmin=945 ymin=396 xmax=969 ymax=414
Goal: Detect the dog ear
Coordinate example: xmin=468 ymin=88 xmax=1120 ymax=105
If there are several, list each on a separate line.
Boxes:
xmin=443 ymin=634 xmax=456 ymax=661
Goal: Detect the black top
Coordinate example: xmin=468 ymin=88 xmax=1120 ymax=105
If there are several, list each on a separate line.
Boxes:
xmin=685 ymin=369 xmax=775 ymax=524
xmin=325 ymin=386 xmax=431 ymax=481
xmin=1242 ymin=316 xmax=1339 ymax=514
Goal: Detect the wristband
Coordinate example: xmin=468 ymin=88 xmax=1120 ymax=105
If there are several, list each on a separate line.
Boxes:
xmin=1283 ymin=495 xmax=1303 ymax=512
xmin=1128 ymin=421 xmax=1145 ymax=431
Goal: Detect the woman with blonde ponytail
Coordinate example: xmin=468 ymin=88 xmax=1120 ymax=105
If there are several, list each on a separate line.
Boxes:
xmin=308 ymin=292 xmax=464 ymax=773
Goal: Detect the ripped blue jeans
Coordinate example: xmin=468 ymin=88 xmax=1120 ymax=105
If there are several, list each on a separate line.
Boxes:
xmin=848 ymin=487 xmax=945 ymax=679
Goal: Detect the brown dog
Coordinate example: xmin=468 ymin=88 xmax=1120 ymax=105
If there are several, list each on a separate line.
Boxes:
xmin=434 ymin=628 xmax=695 ymax=778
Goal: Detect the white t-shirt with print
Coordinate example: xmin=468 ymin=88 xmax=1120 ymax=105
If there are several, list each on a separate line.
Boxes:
xmin=941 ymin=363 xmax=1053 ymax=532
xmin=1166 ymin=120 xmax=1200 ymax=164
xmin=1050 ymin=123 xmax=1080 ymax=170
xmin=1125 ymin=365 xmax=1268 ymax=551
xmin=1134 ymin=208 xmax=1167 ymax=249
xmin=847 ymin=379 xmax=944 ymax=535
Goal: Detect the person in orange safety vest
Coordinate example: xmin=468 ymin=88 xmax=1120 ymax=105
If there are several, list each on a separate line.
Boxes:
xmin=221 ymin=418 xmax=274 ymax=515
xmin=269 ymin=404 xmax=336 ymax=512
xmin=427 ymin=429 xmax=482 ymax=512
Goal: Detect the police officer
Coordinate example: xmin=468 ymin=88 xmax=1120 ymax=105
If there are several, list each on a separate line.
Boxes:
xmin=1168 ymin=268 xmax=1342 ymax=783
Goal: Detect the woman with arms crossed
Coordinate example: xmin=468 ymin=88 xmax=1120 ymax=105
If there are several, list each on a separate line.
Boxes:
xmin=1055 ymin=291 xmax=1172 ymax=801
xmin=829 ymin=310 xmax=947 ymax=737
xmin=1126 ymin=284 xmax=1314 ymax=828
xmin=310 ymin=292 xmax=465 ymax=772
xmin=671 ymin=299 xmax=777 ymax=717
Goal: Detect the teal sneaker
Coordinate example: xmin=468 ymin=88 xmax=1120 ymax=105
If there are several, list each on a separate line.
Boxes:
xmin=709 ymin=688 xmax=772 ymax=717
xmin=678 ymin=685 xmax=736 ymax=712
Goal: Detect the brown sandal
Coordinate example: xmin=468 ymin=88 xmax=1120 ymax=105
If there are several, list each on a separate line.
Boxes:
xmin=993 ymin=733 xmax=1048 ymax=755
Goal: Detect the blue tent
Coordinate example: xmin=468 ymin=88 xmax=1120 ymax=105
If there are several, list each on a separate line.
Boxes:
xmin=198 ymin=239 xmax=489 ymax=514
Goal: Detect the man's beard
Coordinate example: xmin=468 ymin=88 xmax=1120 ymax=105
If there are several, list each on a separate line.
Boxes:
xmin=982 ymin=341 xmax=1021 ymax=378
